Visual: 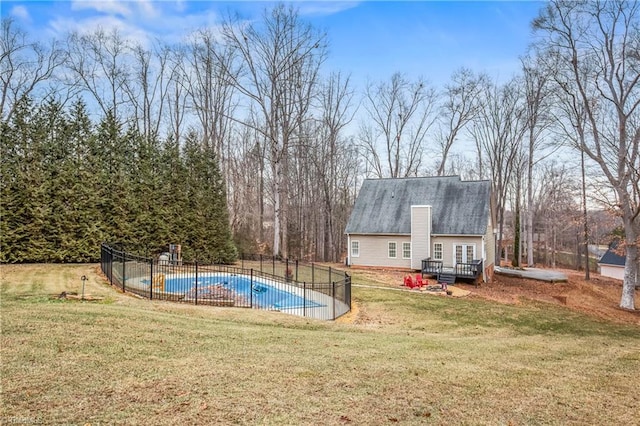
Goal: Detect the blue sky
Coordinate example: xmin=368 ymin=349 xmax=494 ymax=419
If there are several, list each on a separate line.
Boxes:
xmin=3 ymin=0 xmax=544 ymax=89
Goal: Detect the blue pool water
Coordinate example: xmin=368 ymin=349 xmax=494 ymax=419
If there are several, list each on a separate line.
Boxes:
xmin=158 ymin=274 xmax=323 ymax=309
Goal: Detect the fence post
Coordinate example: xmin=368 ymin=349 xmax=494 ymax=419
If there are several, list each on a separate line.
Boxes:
xmin=110 ymin=247 xmax=113 ymax=286
xmin=312 ymin=263 xmax=315 ymax=285
xmin=250 ymin=269 xmax=254 ymax=308
xmin=332 ymin=281 xmax=336 ymax=320
xmin=260 ymin=254 xmax=263 ymax=272
xmin=295 ymin=260 xmax=298 ymax=282
xmin=286 ymin=258 xmax=289 ymax=281
xmin=195 ymin=261 xmax=198 ymax=306
xmin=272 ymin=256 xmax=275 ymax=275
xmin=122 ymin=253 xmax=126 ymax=293
xmin=150 ymin=259 xmax=153 ymax=300
xmin=347 ymin=274 xmax=351 ymax=311
xmin=303 ymin=281 xmax=306 ymax=318
xmin=329 ymin=267 xmax=332 ymax=286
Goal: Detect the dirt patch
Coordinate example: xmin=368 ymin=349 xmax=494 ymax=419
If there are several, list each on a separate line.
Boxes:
xmin=460 ymin=269 xmax=640 ymax=326
xmin=345 ymin=266 xmax=640 ymax=326
xmin=53 ymin=291 xmax=105 ymax=302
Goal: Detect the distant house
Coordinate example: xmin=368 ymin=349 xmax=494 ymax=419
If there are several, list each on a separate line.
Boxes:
xmin=598 ymin=243 xmax=626 ymax=280
xmin=345 ymin=176 xmax=496 ymax=282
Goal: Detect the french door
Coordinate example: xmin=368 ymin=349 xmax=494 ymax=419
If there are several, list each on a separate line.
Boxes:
xmin=454 ymin=244 xmax=475 ymax=265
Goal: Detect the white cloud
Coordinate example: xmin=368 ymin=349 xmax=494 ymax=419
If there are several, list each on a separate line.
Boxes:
xmin=48 ymin=15 xmax=152 ymax=48
xmin=71 ymin=0 xmax=132 ymax=18
xmin=297 ymin=1 xmax=361 ymax=17
xmin=46 ymin=2 xmax=226 ymax=49
xmin=136 ymin=0 xmax=159 ymax=19
xmin=10 ymin=5 xmax=31 ymax=22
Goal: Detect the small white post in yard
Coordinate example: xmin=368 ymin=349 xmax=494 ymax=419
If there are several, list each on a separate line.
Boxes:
xmin=81 ymin=275 xmax=87 ymax=300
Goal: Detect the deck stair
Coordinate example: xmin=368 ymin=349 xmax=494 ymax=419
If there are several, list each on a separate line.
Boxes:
xmin=437 ymin=273 xmax=456 ymax=285
xmin=421 ymin=257 xmax=483 ymax=287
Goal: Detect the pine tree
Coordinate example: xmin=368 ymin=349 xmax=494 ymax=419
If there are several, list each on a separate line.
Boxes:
xmin=157 ymin=135 xmax=189 ymax=254
xmin=94 ymin=110 xmax=128 ymax=246
xmin=1 ymin=97 xmax=49 ymax=262
xmin=37 ymin=98 xmax=73 ymax=261
xmin=66 ymin=99 xmax=100 ymax=261
xmin=181 ymin=131 xmax=236 ymax=263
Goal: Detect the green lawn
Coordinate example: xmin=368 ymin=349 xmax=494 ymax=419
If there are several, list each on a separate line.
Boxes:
xmin=1 ymin=264 xmax=639 ymax=425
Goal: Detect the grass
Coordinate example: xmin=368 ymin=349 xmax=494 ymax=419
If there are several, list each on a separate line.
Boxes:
xmin=1 ymin=264 xmax=639 ymax=425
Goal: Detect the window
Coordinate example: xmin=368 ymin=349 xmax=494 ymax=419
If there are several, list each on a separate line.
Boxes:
xmin=455 ymin=245 xmax=463 ymax=264
xmin=466 ymin=245 xmax=475 ymax=262
xmin=388 ymin=242 xmax=397 ymax=258
xmin=402 ymin=242 xmax=411 ymax=259
xmin=433 ymin=243 xmax=443 ymax=260
xmin=454 ymin=244 xmax=476 ymax=264
xmin=351 ymin=240 xmax=360 ymax=258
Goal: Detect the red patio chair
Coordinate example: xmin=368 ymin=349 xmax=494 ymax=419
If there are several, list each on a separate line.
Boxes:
xmin=404 ymin=275 xmax=418 ymax=289
xmin=415 ymin=274 xmax=425 ymax=287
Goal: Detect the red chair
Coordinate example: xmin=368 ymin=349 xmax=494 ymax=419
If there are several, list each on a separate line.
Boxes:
xmin=404 ymin=275 xmax=418 ymax=289
xmin=415 ymin=274 xmax=424 ymax=287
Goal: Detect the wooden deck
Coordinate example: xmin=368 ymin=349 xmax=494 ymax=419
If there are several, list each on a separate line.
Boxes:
xmin=421 ymin=258 xmax=483 ymax=286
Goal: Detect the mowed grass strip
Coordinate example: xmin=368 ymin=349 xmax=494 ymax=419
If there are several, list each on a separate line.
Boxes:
xmin=1 ymin=264 xmax=639 ymax=425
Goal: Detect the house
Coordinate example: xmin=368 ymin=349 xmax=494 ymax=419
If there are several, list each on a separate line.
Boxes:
xmin=598 ymin=243 xmax=626 ymax=280
xmin=345 ymin=176 xmax=496 ymax=282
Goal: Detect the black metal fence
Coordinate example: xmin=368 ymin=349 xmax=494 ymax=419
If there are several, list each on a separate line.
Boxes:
xmin=100 ymin=243 xmax=351 ymax=320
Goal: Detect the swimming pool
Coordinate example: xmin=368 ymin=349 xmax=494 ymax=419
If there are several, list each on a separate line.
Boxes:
xmin=156 ymin=274 xmax=323 ymax=310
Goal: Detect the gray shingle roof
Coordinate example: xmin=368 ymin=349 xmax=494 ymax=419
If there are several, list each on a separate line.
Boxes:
xmin=345 ymin=176 xmax=491 ymax=235
xmin=598 ymin=243 xmax=626 ymax=266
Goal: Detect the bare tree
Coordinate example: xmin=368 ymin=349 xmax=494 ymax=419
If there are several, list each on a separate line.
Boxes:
xmin=435 ymin=68 xmax=487 ymax=176
xmin=314 ymin=72 xmax=356 ymax=261
xmin=521 ymin=55 xmax=558 ymax=267
xmin=535 ymin=161 xmax=581 ymax=268
xmin=220 ymin=4 xmax=327 ymax=257
xmin=359 ymin=72 xmax=438 ymax=178
xmin=471 ymin=77 xmax=526 ymax=265
xmin=1 ymin=18 xmax=64 ymax=123
xmin=184 ymin=28 xmax=238 ymax=170
xmin=65 ymin=27 xmax=131 ymax=121
xmin=227 ymin=115 xmax=267 ymax=248
xmin=510 ymin=146 xmax=528 ymax=267
xmin=534 ymin=0 xmax=640 ymax=309
xmin=166 ymin=47 xmax=188 ymax=146
xmin=123 ymin=41 xmax=172 ymax=144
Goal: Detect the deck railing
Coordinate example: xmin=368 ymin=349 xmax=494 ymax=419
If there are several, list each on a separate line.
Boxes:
xmin=455 ymin=259 xmax=483 ymax=279
xmin=421 ymin=257 xmax=483 ymax=284
xmin=421 ymin=258 xmax=443 ymax=276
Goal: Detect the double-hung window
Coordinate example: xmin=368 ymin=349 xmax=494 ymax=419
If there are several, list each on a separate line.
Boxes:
xmin=402 ymin=242 xmax=411 ymax=259
xmin=433 ymin=243 xmax=443 ymax=260
xmin=388 ymin=242 xmax=397 ymax=258
xmin=351 ymin=240 xmax=360 ymax=258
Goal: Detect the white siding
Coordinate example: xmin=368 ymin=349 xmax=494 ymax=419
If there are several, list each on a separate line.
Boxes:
xmin=431 ymin=236 xmax=484 ymax=268
xmin=348 ymin=234 xmax=412 ymax=268
xmin=599 ymin=265 xmax=624 ymax=281
xmin=411 ymin=205 xmax=431 ymax=269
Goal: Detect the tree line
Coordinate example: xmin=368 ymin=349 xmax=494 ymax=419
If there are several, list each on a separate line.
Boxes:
xmin=1 ymin=1 xmax=638 ymax=308
xmin=1 ymin=96 xmax=236 ymax=263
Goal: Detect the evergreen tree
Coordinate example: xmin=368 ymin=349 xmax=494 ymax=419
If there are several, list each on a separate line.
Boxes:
xmin=66 ymin=99 xmax=100 ymax=261
xmin=37 ymin=98 xmax=73 ymax=261
xmin=181 ymin=131 xmax=237 ymax=263
xmin=2 ymin=99 xmax=237 ymax=263
xmin=1 ymin=97 xmax=49 ymax=262
xmin=93 ymin=110 xmax=128 ymax=246
xmin=157 ymin=135 xmax=189 ymax=253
